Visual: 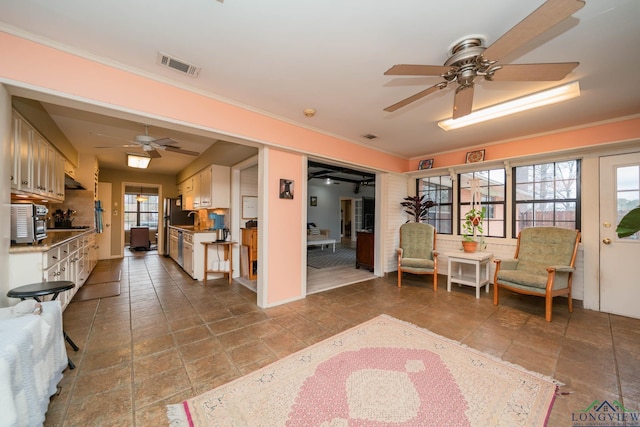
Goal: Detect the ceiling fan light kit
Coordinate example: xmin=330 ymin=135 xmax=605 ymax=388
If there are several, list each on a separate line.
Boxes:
xmin=127 ymin=153 xmax=151 ymax=169
xmin=438 ymin=81 xmax=581 ymax=130
xmin=383 ymin=0 xmax=585 ymax=119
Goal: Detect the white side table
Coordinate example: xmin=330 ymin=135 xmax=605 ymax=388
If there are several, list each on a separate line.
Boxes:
xmin=445 ymin=251 xmax=493 ymax=298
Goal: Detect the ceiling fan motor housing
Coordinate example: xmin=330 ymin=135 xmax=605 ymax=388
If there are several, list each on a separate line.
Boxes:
xmin=444 ymin=38 xmax=487 ymax=86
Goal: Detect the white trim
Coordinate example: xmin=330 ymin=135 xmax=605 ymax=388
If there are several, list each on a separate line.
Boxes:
xmin=301 ymin=156 xmax=309 ymax=298
xmin=256 ymin=147 xmax=268 ymax=308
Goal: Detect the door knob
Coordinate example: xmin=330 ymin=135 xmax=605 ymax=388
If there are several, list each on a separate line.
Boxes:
xmin=602 ymin=238 xmax=612 ymax=245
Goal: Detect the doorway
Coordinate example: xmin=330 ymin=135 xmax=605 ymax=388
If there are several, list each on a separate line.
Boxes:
xmin=340 ymin=198 xmax=354 ymax=242
xmin=122 ymin=183 xmax=161 ymax=254
xmin=96 ymin=182 xmax=112 ymax=260
xmin=599 ymin=152 xmax=640 ymax=319
xmin=306 ymin=161 xmax=376 ymax=293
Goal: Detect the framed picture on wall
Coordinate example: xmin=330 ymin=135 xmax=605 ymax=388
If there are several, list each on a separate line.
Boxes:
xmin=310 ymin=196 xmax=317 ymax=206
xmin=465 ymin=149 xmax=485 ymax=163
xmin=418 ymin=159 xmax=434 ymax=170
xmin=279 ymin=179 xmax=294 ymax=199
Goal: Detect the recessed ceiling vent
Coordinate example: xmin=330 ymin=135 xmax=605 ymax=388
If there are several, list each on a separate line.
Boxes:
xmin=157 ymin=52 xmax=201 ymax=77
xmin=361 ymin=133 xmax=378 ymax=140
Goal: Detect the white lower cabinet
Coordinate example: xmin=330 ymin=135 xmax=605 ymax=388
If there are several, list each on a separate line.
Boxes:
xmin=184 ymin=240 xmax=194 ymax=278
xmin=169 ymin=228 xmax=179 ymax=262
xmin=9 ymin=231 xmax=97 ymax=310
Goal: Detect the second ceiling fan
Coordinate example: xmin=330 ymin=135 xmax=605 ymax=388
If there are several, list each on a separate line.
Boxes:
xmin=384 ymin=0 xmax=585 ymax=119
xmin=95 ymin=124 xmax=200 ymax=158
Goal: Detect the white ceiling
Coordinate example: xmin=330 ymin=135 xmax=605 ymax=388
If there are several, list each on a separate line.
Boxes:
xmin=1 ymin=0 xmax=639 ymax=175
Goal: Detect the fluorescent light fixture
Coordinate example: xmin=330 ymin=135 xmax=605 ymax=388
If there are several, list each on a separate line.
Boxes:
xmin=438 ymin=81 xmax=580 ymax=131
xmin=127 ymin=153 xmax=151 ymax=169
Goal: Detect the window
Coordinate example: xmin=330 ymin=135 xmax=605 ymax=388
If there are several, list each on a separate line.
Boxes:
xmin=513 ymin=160 xmax=580 ymax=236
xmin=417 ymin=175 xmax=453 ymax=234
xmin=459 ymin=169 xmax=506 ymax=238
xmin=124 ymin=193 xmax=159 ymax=231
xmin=617 ymin=165 xmax=639 ymax=240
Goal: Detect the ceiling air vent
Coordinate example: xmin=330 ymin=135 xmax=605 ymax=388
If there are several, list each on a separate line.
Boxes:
xmin=157 ymin=52 xmax=201 ymax=77
xmin=361 ymin=133 xmax=378 ymax=140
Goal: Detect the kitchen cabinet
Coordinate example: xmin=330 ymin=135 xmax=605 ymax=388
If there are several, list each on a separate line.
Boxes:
xmin=356 ymin=231 xmax=374 ymax=271
xmin=210 ymin=165 xmax=230 ymax=208
xmin=183 ymin=232 xmax=194 ymax=278
xmin=197 ymin=166 xmax=211 ymax=208
xmin=8 ymin=230 xmax=97 ymax=310
xmin=168 ymin=225 xmax=234 ymax=281
xmin=11 ymin=111 xmax=34 ymax=193
xmin=32 ymin=135 xmax=45 ymax=195
xmin=169 ymin=228 xmax=179 ymax=262
xmin=10 ymin=111 xmax=65 ymax=201
xmin=180 ymin=164 xmax=230 ymax=211
xmin=180 ymin=177 xmax=194 ymax=210
xmin=241 ymin=228 xmax=258 ymax=280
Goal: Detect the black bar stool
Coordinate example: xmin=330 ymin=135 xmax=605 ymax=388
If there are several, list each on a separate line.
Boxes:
xmin=7 ymin=281 xmax=79 ymax=369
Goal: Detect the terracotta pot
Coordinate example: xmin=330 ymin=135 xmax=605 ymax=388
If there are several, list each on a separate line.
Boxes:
xmin=471 ymin=216 xmax=481 ymax=227
xmin=461 ymin=241 xmax=478 ymax=253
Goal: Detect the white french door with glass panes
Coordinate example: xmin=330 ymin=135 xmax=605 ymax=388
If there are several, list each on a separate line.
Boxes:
xmin=354 ymin=198 xmax=363 ymax=232
xmin=599 ymin=152 xmax=640 ymax=319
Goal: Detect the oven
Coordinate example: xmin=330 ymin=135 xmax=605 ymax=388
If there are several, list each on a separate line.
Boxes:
xmin=11 ymin=203 xmax=48 ymax=244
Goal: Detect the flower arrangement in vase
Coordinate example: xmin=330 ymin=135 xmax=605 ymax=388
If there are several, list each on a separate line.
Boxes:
xmin=461 ymin=207 xmax=485 ymax=252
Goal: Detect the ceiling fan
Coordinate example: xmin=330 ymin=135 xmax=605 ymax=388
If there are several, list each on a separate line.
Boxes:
xmin=94 ymin=124 xmax=200 ymax=158
xmin=384 ymin=0 xmax=585 ymax=119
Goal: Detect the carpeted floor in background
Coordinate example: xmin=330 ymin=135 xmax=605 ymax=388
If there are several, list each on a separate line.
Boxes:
xmin=306 ymin=244 xmax=355 ymax=269
xmin=167 ymin=314 xmax=560 ymax=426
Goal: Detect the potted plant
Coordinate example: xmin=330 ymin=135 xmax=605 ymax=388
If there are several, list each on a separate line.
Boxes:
xmin=461 ymin=207 xmax=485 ymax=252
xmin=401 ymin=195 xmax=435 ymax=223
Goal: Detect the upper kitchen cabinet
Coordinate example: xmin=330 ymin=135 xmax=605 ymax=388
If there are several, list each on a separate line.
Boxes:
xmin=180 ymin=177 xmax=195 ymax=210
xmin=11 ymin=110 xmax=66 ymax=202
xmin=180 ymin=164 xmax=230 ymax=210
xmin=199 ymin=164 xmax=230 ymax=209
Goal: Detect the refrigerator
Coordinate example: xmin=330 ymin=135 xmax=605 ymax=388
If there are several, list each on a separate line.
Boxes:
xmin=163 ymin=197 xmax=194 ymax=256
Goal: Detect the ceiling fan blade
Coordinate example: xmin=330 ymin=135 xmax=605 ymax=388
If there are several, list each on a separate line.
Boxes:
xmin=488 ymin=62 xmax=579 ymax=81
xmin=91 ymin=132 xmax=133 ymax=143
xmin=483 ymin=0 xmax=585 ymax=62
xmin=384 ymin=64 xmax=452 ymax=76
xmin=94 ymin=144 xmax=139 ymax=149
xmin=146 ymin=148 xmax=162 ymax=158
xmin=151 ymin=137 xmax=179 ymax=146
xmin=384 ymin=83 xmax=447 ymax=112
xmin=163 ymin=146 xmax=200 ymax=156
xmin=453 ymin=84 xmax=474 ymax=119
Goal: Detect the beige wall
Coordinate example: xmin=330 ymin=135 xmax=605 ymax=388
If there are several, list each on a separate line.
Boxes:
xmin=98 ymin=168 xmax=179 ymax=257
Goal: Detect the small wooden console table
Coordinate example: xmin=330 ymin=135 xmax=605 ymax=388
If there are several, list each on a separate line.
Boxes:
xmin=202 ymin=241 xmax=236 ymax=284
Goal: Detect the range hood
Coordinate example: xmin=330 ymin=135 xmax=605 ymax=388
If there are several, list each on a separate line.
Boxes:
xmin=64 ymin=174 xmax=86 ymax=190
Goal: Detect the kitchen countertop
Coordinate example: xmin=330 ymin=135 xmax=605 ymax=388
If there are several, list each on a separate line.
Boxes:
xmin=9 ymin=229 xmax=95 ymax=254
xmin=168 ymin=225 xmax=216 ymax=233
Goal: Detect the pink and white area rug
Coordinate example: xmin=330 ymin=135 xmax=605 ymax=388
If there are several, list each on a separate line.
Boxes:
xmin=167 ymin=315 xmax=560 ymax=426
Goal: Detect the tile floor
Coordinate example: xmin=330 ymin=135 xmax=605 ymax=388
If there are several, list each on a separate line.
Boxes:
xmin=44 ymin=254 xmax=640 ymax=426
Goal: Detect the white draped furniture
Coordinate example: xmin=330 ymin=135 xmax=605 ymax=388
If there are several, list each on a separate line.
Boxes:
xmin=0 ymin=301 xmax=67 ymax=427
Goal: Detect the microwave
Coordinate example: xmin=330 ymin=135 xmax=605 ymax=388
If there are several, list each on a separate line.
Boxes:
xmin=11 ymin=203 xmax=48 ymax=244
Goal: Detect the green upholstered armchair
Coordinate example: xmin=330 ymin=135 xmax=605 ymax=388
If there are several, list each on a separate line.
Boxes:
xmin=493 ymin=227 xmax=580 ymax=321
xmin=396 ymin=223 xmax=438 ymax=290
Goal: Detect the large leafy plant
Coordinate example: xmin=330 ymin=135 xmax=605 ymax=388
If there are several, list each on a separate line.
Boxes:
xmin=401 ymin=195 xmax=435 ymax=223
xmin=616 ymin=206 xmax=640 ymax=238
